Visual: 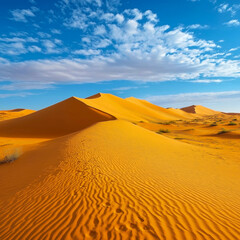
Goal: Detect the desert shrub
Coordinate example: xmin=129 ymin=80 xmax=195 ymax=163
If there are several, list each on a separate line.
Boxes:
xmin=228 ymin=122 xmax=237 ymax=126
xmin=157 ymin=129 xmax=170 ymax=134
xmin=0 ymin=149 xmax=21 ymax=164
xmin=217 ymin=129 xmax=229 ymax=135
xmin=210 ymin=122 xmax=217 ymax=127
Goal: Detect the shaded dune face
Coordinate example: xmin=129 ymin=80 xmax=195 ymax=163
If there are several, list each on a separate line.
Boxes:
xmin=0 ymin=97 xmax=116 ymax=138
xmin=181 ymin=105 xmax=220 ymax=115
xmin=0 ymin=120 xmax=239 ymax=240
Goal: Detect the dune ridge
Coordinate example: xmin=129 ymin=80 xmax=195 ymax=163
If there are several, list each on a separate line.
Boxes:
xmin=0 ymin=97 xmax=115 ymax=138
xmin=0 ymin=109 xmax=35 ymax=121
xmin=81 ymin=93 xmax=193 ymax=122
xmin=181 ymin=105 xmax=221 ymax=115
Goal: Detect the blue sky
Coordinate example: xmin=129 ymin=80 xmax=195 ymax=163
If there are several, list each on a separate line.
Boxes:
xmin=0 ymin=0 xmax=240 ymax=111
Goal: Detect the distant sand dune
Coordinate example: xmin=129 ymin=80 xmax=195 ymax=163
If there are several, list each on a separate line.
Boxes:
xmin=181 ymin=105 xmax=221 ymax=115
xmin=0 ymin=120 xmax=239 ymax=239
xmin=0 ymin=109 xmax=35 ymax=121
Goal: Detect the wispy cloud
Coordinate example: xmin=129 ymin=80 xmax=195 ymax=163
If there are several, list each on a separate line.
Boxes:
xmin=187 ymin=24 xmax=209 ymax=29
xmin=217 ymin=3 xmax=240 ymax=16
xmin=112 ymin=86 xmax=142 ymax=91
xmin=10 ymin=7 xmax=38 ymax=22
xmin=224 ymin=19 xmax=240 ymax=26
xmin=0 ymin=92 xmax=33 ymax=98
xmin=191 ymin=79 xmax=222 ymax=83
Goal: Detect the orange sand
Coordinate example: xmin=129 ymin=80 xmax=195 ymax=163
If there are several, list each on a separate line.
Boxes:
xmin=0 ymin=94 xmax=240 ymax=240
xmin=0 ymin=109 xmax=35 ymax=121
xmin=181 ymin=105 xmax=221 ymax=115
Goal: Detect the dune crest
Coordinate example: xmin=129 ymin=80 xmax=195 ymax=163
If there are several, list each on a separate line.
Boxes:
xmin=81 ymin=93 xmax=192 ymax=122
xmin=0 ymin=109 xmax=35 ymax=121
xmin=0 ymin=97 xmax=115 ymax=138
xmin=181 ymin=105 xmax=220 ymax=115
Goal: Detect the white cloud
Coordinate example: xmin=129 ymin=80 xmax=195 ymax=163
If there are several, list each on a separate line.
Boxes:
xmin=0 ymin=92 xmax=33 ymax=98
xmin=42 ymin=40 xmax=62 ymax=54
xmin=28 ymin=46 xmax=42 ymax=53
xmin=73 ymin=49 xmax=100 ymax=55
xmin=229 ymin=47 xmax=240 ymax=52
xmin=125 ymin=19 xmax=138 ymax=35
xmin=112 ymin=86 xmax=143 ymax=91
xmin=51 ymin=29 xmax=62 ymax=34
xmin=94 ymin=25 xmax=107 ymax=35
xmin=115 ymin=14 xmax=124 ymax=24
xmin=191 ymin=79 xmax=222 ymax=83
xmin=217 ymin=3 xmax=240 ymax=15
xmin=224 ymin=19 xmax=240 ymax=26
xmin=0 ymin=42 xmax=27 ymax=55
xmin=0 ymin=82 xmax=52 ymax=90
xmin=2 ymin=6 xmax=240 ymax=91
xmin=37 ymin=32 xmax=51 ymax=38
xmin=187 ymin=24 xmax=209 ymax=29
xmin=10 ymin=8 xmax=37 ymax=22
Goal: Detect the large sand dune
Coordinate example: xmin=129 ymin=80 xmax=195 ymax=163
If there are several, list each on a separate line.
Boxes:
xmin=0 ymin=94 xmax=240 ymax=240
xmin=0 ymin=97 xmax=115 ymax=138
xmin=81 ymin=93 xmax=192 ymax=122
xmin=0 ymin=120 xmax=240 ymax=239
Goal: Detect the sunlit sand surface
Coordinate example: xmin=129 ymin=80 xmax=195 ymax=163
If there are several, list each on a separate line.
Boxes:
xmin=0 ymin=94 xmax=239 ymax=239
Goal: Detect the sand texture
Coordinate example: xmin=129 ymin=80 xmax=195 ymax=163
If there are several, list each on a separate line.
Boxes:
xmin=0 ymin=94 xmax=240 ymax=240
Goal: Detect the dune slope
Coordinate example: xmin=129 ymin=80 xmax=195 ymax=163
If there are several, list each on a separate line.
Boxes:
xmin=0 ymin=97 xmax=115 ymax=138
xmin=0 ymin=109 xmax=35 ymax=121
xmin=181 ymin=105 xmax=220 ymax=115
xmin=126 ymin=97 xmax=193 ymax=120
xmin=0 ymin=120 xmax=239 ymax=240
xmin=81 ymin=93 xmax=188 ymax=122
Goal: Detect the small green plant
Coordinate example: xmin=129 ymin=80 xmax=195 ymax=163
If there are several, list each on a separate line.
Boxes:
xmin=228 ymin=122 xmax=237 ymax=126
xmin=0 ymin=149 xmax=21 ymax=164
xmin=157 ymin=129 xmax=170 ymax=134
xmin=217 ymin=129 xmax=229 ymax=135
xmin=210 ymin=122 xmax=217 ymax=127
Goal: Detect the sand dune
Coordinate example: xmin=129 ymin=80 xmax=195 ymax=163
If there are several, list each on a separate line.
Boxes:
xmin=81 ymin=93 xmax=190 ymax=122
xmin=0 ymin=120 xmax=240 ymax=239
xmin=0 ymin=109 xmax=35 ymax=121
xmin=0 ymin=97 xmax=115 ymax=138
xmin=126 ymin=97 xmax=194 ymax=120
xmin=181 ymin=105 xmax=221 ymax=115
xmin=0 ymin=94 xmax=240 ymax=239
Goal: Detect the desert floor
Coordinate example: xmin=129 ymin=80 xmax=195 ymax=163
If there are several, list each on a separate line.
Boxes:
xmin=0 ymin=94 xmax=239 ymax=240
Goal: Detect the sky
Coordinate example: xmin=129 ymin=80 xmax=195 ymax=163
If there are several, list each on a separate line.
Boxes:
xmin=0 ymin=0 xmax=240 ymax=112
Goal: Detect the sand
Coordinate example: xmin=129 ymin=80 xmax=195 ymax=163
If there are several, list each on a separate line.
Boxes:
xmin=0 ymin=94 xmax=240 ymax=240
xmin=181 ymin=105 xmax=221 ymax=115
xmin=81 ymin=93 xmax=193 ymax=122
xmin=0 ymin=109 xmax=35 ymax=121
